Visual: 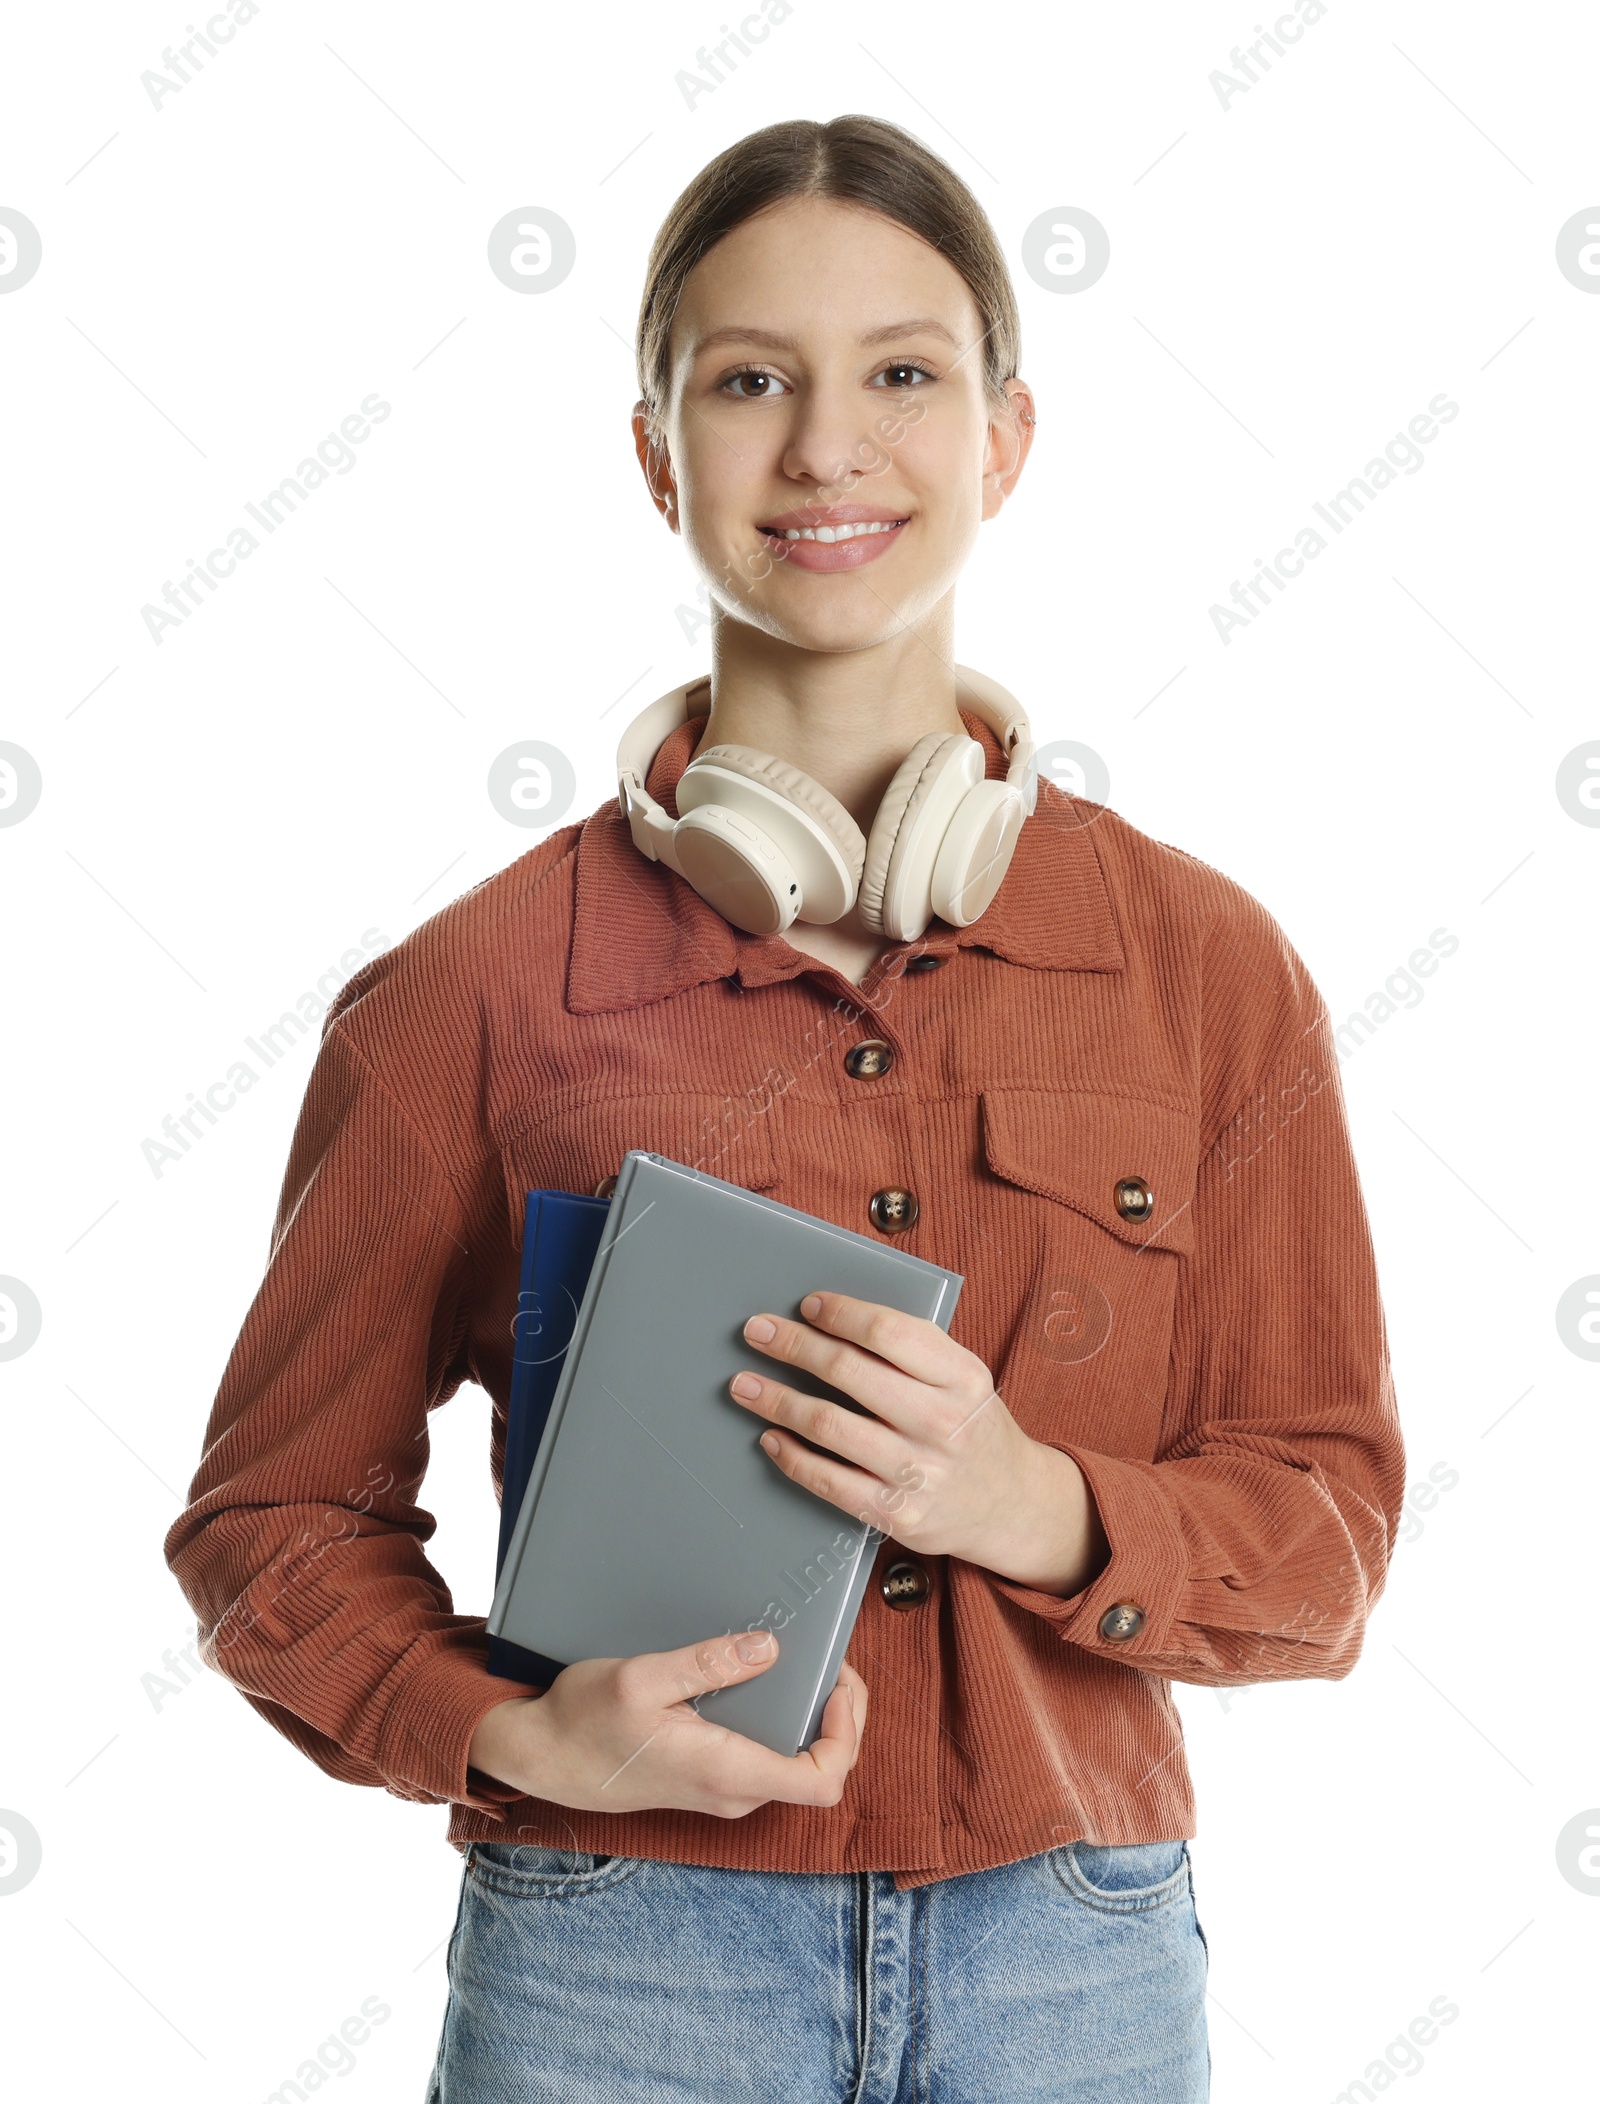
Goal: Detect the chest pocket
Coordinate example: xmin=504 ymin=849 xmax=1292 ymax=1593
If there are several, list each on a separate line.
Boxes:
xmin=979 ymin=1087 xmax=1198 ymax=1256
xmin=977 ymin=1087 xmax=1199 ymax=1455
xmin=505 ymin=1090 xmax=783 ymax=1214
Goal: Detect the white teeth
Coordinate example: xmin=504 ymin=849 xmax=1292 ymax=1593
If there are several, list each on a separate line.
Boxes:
xmin=772 ymin=519 xmax=905 ymax=542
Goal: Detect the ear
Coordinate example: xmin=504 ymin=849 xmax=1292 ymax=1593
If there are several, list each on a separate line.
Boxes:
xmin=632 ymin=400 xmax=679 ymax=531
xmin=982 ymin=380 xmax=1036 ymax=521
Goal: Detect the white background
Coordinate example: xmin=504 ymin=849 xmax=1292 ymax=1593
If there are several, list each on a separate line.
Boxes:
xmin=2 ymin=2 xmax=1596 ymax=2096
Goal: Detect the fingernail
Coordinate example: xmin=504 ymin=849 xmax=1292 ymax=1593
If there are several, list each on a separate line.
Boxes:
xmin=744 ymin=1315 xmax=776 ymax=1342
xmin=732 ymin=1373 xmax=761 ymax=1399
xmin=737 ymin=1632 xmax=775 ymax=1661
xmin=800 ymin=1294 xmax=822 ymax=1319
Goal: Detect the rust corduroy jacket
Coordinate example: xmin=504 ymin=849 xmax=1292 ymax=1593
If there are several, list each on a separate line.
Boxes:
xmin=163 ymin=706 xmax=1406 ymax=1890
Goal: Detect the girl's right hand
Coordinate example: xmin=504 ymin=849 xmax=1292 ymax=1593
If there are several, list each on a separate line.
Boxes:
xmin=466 ymin=1630 xmax=868 ymax=1819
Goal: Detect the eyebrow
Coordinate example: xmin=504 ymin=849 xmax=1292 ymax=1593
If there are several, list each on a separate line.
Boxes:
xmin=689 ymin=317 xmax=961 ymax=356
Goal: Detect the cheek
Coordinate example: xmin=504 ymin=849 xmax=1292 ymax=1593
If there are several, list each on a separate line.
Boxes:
xmin=675 ymin=445 xmax=760 ymax=538
xmin=675 ymin=478 xmax=740 ymax=555
xmin=679 ymin=505 xmax=777 ymax=609
xmin=896 ymin=504 xmax=982 ymax=609
xmin=897 ymin=442 xmax=987 ymax=550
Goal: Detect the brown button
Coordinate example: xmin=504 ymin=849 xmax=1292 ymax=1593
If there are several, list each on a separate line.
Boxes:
xmin=1098 ymin=1602 xmax=1146 ymax=1642
xmin=880 ymin=1559 xmax=931 ymax=1610
xmin=868 ymin=1187 xmax=918 ymax=1234
xmin=593 ymin=1175 xmax=618 ymax=1199
xmin=905 ymin=952 xmax=947 ymax=973
xmin=843 ymin=1038 xmax=894 ymax=1080
xmin=1113 ymin=1176 xmax=1154 ymax=1221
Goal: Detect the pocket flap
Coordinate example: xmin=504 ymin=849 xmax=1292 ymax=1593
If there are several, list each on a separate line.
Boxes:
xmin=980 ymin=1088 xmax=1198 ymax=1254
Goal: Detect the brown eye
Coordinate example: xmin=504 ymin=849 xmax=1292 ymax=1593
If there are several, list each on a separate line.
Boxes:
xmin=873 ymin=361 xmax=936 ymax=389
xmin=722 ymin=368 xmax=790 ymax=401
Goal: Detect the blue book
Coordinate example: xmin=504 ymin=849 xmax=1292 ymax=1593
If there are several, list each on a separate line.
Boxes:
xmin=486 ymin=1188 xmax=611 ymax=1686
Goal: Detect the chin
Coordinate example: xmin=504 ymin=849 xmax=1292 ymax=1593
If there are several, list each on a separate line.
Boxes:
xmin=762 ymin=580 xmax=946 ymax=646
xmin=777 ymin=614 xmax=927 ymax=657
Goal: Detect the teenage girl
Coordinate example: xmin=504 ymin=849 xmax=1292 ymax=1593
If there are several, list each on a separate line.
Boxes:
xmin=167 ymin=113 xmax=1403 ymax=2104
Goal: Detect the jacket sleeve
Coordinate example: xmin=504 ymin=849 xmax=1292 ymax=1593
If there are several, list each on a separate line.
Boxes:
xmin=986 ymin=910 xmax=1406 ymax=1686
xmin=162 ymin=1015 xmax=538 ymax=1814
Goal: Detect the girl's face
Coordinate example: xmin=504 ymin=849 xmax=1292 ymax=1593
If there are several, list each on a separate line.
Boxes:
xmin=640 ymin=195 xmax=1033 ymax=657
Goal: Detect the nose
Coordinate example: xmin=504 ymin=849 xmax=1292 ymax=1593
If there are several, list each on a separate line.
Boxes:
xmin=778 ymin=378 xmax=890 ymax=499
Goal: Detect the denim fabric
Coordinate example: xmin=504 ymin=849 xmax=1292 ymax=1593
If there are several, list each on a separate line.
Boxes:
xmin=425 ymin=1836 xmax=1209 ymax=2101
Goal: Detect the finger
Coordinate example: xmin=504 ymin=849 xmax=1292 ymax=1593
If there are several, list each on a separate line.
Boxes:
xmin=729 ymin=1369 xmax=901 ymax=1478
xmin=756 ymin=1426 xmax=910 ymax=1533
xmin=814 ymin=1678 xmax=859 ymax=1759
xmin=789 ymin=1684 xmax=863 ymax=1796
xmin=741 ymin=1298 xmax=958 ymax=1433
xmin=674 ymin=1645 xmax=862 ymax=1809
xmin=835 ymin=1661 xmax=869 ymax=1756
xmin=743 ymin=1304 xmax=918 ymax=1425
xmin=650 ymin=1627 xmax=781 ymax=1712
xmin=799 ymin=1292 xmax=962 ymax=1387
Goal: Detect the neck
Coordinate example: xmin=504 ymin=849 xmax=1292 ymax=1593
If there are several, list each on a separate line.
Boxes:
xmin=691 ymin=617 xmax=968 ymax=837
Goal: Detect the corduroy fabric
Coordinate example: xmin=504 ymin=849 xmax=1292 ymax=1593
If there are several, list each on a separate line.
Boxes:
xmin=163 ymin=708 xmax=1405 ymax=1892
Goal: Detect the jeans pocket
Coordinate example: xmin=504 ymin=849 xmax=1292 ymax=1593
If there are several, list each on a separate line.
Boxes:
xmin=1050 ymin=1837 xmax=1193 ymax=1915
xmin=467 ymin=1840 xmax=641 ymax=1896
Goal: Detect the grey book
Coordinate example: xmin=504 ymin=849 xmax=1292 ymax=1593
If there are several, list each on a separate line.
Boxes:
xmin=486 ymin=1149 xmax=965 ymax=1757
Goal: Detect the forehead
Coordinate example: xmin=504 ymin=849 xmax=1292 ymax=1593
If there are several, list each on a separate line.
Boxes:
xmin=670 ymin=195 xmax=981 ymax=358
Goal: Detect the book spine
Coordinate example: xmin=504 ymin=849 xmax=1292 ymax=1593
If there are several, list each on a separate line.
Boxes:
xmin=796 ymin=1525 xmax=884 ymax=1754
xmin=493 ymin=1192 xmax=545 ymax=1577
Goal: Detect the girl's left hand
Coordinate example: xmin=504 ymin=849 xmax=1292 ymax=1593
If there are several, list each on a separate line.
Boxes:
xmin=728 ymin=1290 xmax=1088 ymax=1584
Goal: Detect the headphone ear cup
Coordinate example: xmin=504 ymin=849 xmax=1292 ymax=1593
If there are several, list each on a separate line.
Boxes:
xmin=858 ymin=734 xmax=981 ymax=938
xmin=673 ymin=743 xmax=865 ymax=930
xmin=930 ymin=779 xmax=1026 ymax=926
xmin=685 ymin=745 xmax=866 ymax=888
xmin=670 ymin=810 xmax=804 ymax=935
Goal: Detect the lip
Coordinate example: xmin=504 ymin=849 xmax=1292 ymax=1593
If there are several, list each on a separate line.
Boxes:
xmin=756 ymin=504 xmax=911 ymax=530
xmin=756 ymin=503 xmax=911 ymax=572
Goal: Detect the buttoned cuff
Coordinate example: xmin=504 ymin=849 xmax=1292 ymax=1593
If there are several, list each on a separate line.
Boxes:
xmin=374 ymin=1637 xmax=544 ymax=1814
xmin=984 ymin=1445 xmax=1192 ymax=1663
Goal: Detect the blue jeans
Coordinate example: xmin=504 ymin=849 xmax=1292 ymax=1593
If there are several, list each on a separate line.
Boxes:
xmin=425 ymin=1837 xmax=1210 ymax=2101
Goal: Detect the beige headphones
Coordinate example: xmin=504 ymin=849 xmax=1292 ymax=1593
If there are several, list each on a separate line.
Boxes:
xmin=616 ymin=665 xmax=1038 ymax=941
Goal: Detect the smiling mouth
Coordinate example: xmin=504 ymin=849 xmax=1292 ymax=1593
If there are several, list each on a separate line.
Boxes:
xmin=758 ymin=517 xmax=910 ymax=546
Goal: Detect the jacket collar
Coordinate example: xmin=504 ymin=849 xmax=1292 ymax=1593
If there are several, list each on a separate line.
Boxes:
xmin=567 ymin=706 xmax=1125 ymax=1015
